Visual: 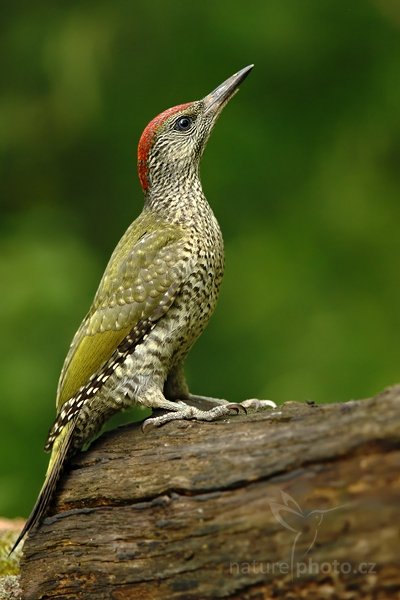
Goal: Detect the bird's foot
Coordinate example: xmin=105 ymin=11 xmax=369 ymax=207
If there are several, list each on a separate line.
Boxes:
xmin=142 ymin=401 xmax=246 ymax=432
xmin=142 ymin=396 xmax=277 ymax=432
xmin=187 ymin=394 xmax=277 ymax=412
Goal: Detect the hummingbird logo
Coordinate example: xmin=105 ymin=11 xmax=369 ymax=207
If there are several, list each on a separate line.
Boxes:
xmin=267 ymin=491 xmax=343 ymax=579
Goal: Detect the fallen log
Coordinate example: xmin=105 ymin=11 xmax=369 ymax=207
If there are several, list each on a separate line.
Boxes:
xmin=19 ymin=386 xmax=400 ymax=599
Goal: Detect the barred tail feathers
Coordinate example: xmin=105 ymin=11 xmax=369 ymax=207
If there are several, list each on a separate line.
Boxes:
xmin=9 ymin=422 xmax=76 ymax=554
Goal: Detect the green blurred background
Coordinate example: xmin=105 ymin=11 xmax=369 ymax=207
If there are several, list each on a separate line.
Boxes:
xmin=1 ymin=0 xmax=400 ymax=518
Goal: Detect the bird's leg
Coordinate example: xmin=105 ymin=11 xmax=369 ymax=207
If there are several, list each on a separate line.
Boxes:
xmin=164 ymin=364 xmax=240 ymax=409
xmin=141 ymin=364 xmax=276 ymax=430
xmin=164 ymin=362 xmax=276 ymax=411
xmin=163 ymin=363 xmax=190 ymax=401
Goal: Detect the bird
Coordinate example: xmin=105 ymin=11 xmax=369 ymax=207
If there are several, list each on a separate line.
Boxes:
xmin=11 ymin=64 xmax=275 ymax=553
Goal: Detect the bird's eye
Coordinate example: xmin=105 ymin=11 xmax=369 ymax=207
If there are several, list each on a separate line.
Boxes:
xmin=174 ymin=116 xmax=193 ymax=131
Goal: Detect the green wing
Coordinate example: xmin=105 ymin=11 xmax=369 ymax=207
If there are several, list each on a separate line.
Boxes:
xmin=56 ymin=211 xmax=190 ymax=410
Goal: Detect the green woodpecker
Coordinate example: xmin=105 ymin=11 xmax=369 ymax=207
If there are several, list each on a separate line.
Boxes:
xmin=11 ymin=64 xmax=275 ymax=553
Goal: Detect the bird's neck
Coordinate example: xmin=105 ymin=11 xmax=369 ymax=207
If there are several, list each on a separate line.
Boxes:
xmin=144 ymin=169 xmax=213 ymax=227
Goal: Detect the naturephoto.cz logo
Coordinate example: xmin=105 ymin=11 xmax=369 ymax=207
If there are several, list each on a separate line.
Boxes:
xmin=229 ymin=490 xmax=376 ymax=580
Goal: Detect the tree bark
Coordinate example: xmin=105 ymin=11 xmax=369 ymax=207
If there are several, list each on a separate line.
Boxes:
xmin=20 ymin=386 xmax=400 ymax=599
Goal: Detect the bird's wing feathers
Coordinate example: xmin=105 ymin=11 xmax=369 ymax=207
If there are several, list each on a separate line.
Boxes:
xmin=56 ymin=214 xmax=190 ymax=410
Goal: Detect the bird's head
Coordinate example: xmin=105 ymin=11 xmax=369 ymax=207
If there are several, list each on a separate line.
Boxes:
xmin=137 ymin=65 xmax=254 ymax=193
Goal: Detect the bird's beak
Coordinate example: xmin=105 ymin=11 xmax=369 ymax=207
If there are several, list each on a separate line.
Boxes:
xmin=203 ymin=65 xmax=254 ymax=116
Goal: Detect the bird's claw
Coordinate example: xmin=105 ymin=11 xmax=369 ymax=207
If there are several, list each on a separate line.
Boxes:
xmin=141 ymin=418 xmax=157 ymax=433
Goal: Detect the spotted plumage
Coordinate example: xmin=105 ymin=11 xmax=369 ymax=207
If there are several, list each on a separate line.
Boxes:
xmin=11 ymin=65 xmax=255 ymax=552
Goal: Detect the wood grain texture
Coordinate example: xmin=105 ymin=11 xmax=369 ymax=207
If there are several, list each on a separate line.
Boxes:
xmin=20 ymin=386 xmax=400 ymax=599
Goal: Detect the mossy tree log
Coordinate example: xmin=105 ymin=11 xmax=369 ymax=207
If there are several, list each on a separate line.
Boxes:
xmin=20 ymin=386 xmax=400 ymax=599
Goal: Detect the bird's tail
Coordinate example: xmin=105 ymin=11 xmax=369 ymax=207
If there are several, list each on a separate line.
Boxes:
xmin=9 ymin=421 xmax=76 ymax=555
